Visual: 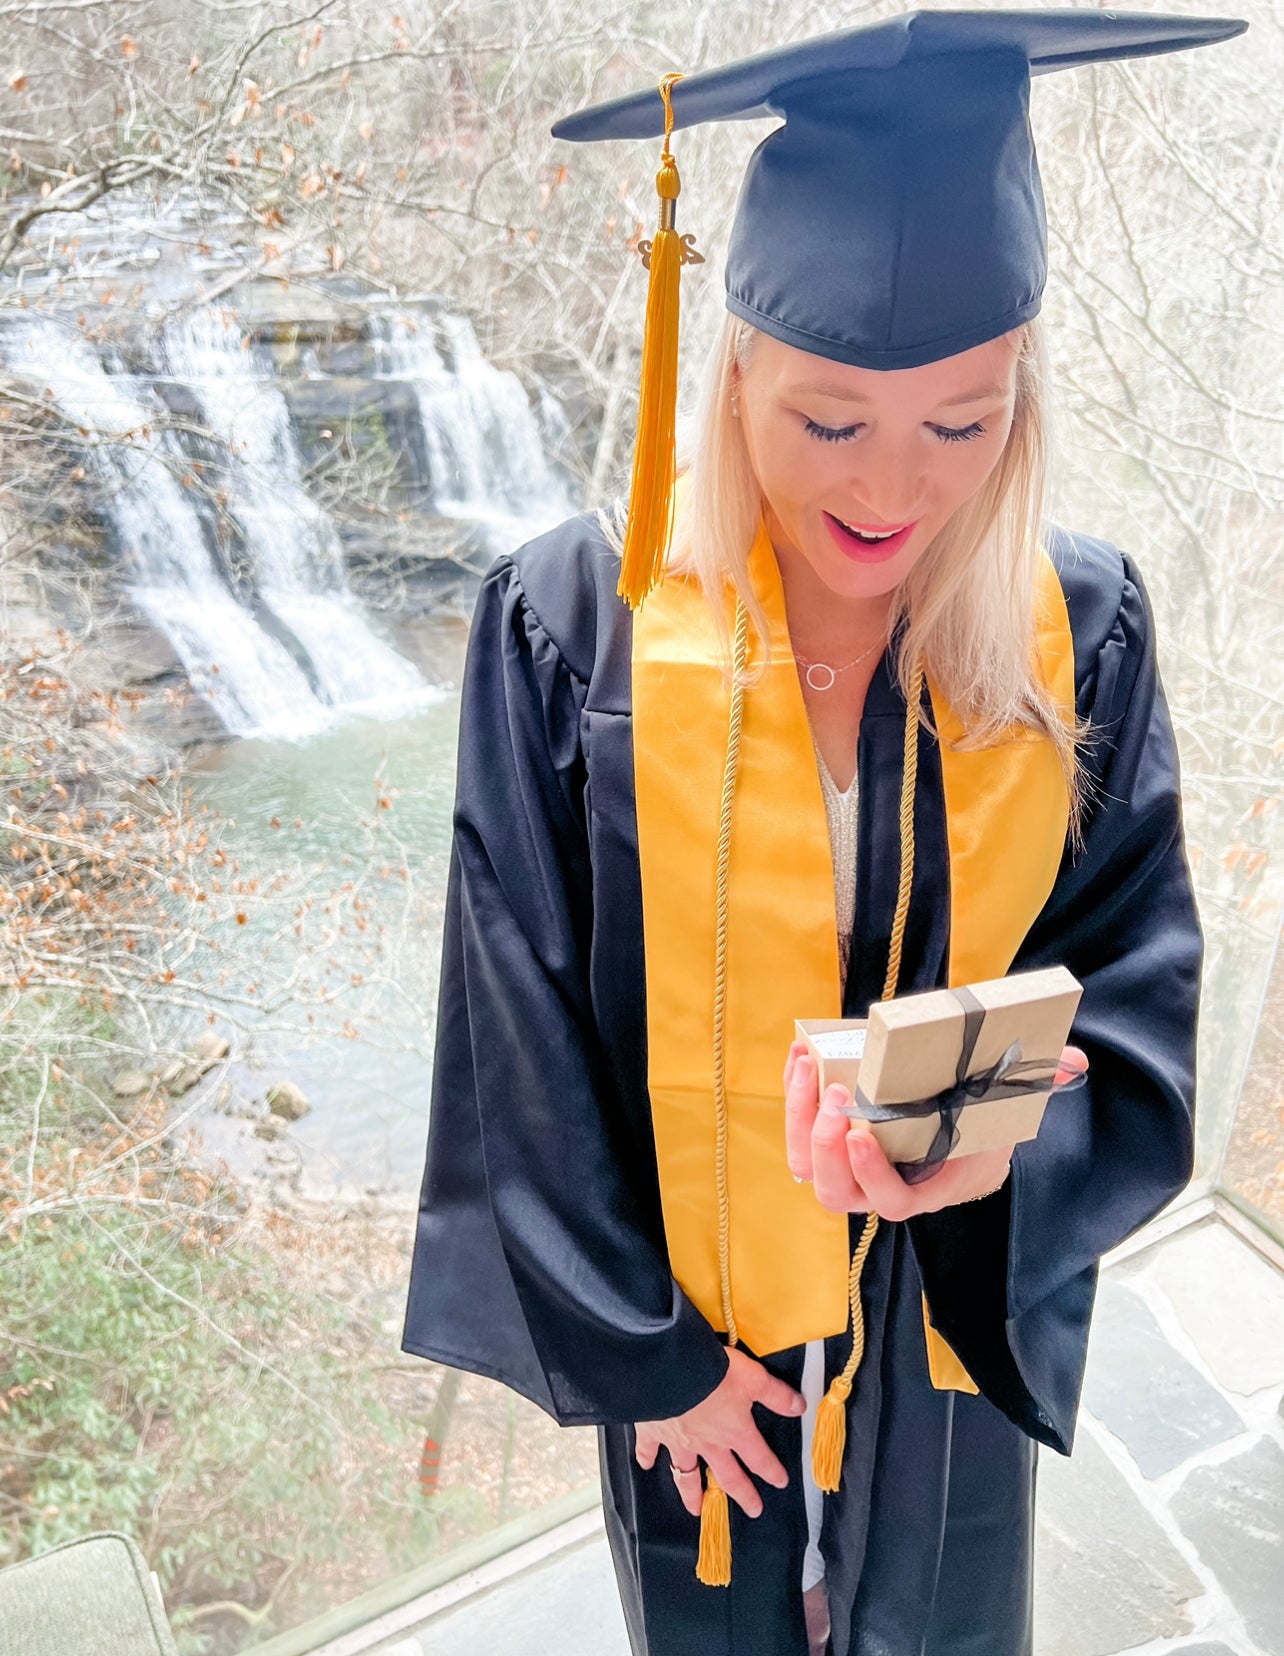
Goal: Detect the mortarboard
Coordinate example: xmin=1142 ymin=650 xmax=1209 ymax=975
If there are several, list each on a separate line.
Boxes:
xmin=552 ymin=9 xmax=1247 ymax=609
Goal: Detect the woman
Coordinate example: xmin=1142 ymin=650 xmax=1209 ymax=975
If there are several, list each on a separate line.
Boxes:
xmin=404 ymin=13 xmax=1243 ymax=1655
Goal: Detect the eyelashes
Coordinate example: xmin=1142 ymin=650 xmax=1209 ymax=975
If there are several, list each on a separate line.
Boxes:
xmin=803 ymin=418 xmax=987 ymax=445
xmin=804 ymin=419 xmax=860 ymax=443
xmin=933 ymin=421 xmax=986 ymax=444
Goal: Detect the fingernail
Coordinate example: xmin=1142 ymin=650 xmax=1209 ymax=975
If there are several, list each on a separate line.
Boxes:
xmin=791 ymin=1393 xmax=807 ymax=1415
xmin=821 ymin=1086 xmax=845 ymax=1115
xmin=848 ymin=1130 xmax=870 ymax=1157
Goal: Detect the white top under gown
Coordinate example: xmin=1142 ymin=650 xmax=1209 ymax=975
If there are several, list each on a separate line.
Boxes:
xmin=799 ymin=743 xmax=859 ymax=1592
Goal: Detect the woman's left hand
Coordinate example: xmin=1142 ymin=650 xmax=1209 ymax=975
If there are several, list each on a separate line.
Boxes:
xmin=783 ymin=1040 xmax=1086 ymax=1220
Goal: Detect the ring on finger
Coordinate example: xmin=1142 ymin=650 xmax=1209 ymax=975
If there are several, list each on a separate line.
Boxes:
xmin=670 ymin=1461 xmax=699 ymax=1480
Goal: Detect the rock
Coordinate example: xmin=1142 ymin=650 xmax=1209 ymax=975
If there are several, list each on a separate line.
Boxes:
xmin=83 ymin=621 xmax=184 ymax=690
xmin=1148 ymin=1220 xmax=1284 ymax=1396
xmin=1035 ymin=1430 xmax=1200 ymax=1653
xmin=189 ymin=1032 xmax=230 ymax=1064
xmin=210 ymin=1081 xmax=233 ymax=1114
xmin=266 ymin=1081 xmax=310 ymax=1121
xmin=111 ymin=1069 xmax=153 ymax=1098
xmin=253 ymin=1116 xmax=289 ymax=1141
xmin=164 ymin=1033 xmax=231 ymax=1096
xmin=1082 ymin=1279 xmax=1245 ymax=1478
xmin=155 ymin=1058 xmax=186 ymax=1086
xmin=1171 ymin=1436 xmax=1284 ymax=1656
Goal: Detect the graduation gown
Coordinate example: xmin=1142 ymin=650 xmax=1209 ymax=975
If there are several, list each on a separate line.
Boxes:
xmin=402 ymin=515 xmax=1201 ymax=1656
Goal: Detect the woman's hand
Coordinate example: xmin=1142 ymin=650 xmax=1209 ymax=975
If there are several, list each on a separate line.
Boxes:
xmin=784 ymin=1040 xmax=1089 ymax=1220
xmin=634 ymin=1347 xmax=806 ymax=1520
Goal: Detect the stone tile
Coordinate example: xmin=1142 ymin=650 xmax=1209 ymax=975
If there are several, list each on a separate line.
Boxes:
xmin=404 ymin=1538 xmax=628 ymax=1656
xmin=1176 ymin=1645 xmax=1238 ymax=1655
xmin=1147 ymin=1222 xmax=1284 ymax=1396
xmin=1082 ymin=1280 xmax=1246 ymax=1479
xmin=1172 ymin=1436 xmax=1284 ymax=1656
xmin=1035 ymin=1431 xmax=1199 ymax=1656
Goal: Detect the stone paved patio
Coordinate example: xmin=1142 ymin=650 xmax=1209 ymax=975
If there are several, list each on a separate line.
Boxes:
xmin=341 ymin=1213 xmax=1284 ymax=1656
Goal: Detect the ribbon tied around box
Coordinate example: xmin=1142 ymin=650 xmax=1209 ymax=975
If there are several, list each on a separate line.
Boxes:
xmin=853 ymin=985 xmax=1065 ymax=1185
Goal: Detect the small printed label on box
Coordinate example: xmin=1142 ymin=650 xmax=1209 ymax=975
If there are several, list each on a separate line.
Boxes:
xmin=811 ymin=1029 xmax=867 ymax=1060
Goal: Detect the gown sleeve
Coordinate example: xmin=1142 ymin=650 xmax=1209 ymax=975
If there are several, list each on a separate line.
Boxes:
xmin=401 ymin=554 xmax=730 ymax=1427
xmin=909 ymin=552 xmax=1203 ymax=1453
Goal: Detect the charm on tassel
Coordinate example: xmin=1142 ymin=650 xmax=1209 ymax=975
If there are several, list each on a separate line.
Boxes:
xmin=695 ymin=1466 xmax=732 ymax=1586
xmin=617 ymin=71 xmax=704 ymax=612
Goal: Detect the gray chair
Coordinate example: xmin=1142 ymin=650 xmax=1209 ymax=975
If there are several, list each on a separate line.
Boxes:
xmin=0 ymin=1533 xmax=179 ymax=1656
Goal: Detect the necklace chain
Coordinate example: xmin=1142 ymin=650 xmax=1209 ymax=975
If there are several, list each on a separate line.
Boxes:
xmin=793 ymin=637 xmax=884 ymax=693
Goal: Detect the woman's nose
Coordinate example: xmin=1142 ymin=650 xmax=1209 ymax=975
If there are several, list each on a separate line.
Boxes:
xmin=843 ymin=441 xmax=927 ymax=527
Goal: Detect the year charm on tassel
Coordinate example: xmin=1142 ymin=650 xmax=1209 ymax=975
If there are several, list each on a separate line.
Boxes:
xmin=638 ymin=231 xmax=704 ymax=271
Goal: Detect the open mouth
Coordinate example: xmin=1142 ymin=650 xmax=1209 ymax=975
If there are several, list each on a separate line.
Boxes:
xmin=824 ymin=513 xmax=917 ymax=561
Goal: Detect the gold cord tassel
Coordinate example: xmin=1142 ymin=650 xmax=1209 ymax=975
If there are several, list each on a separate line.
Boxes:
xmin=696 ymin=1468 xmax=732 ymax=1587
xmin=618 ymin=72 xmax=699 ymax=610
xmin=812 ymin=662 xmax=923 ymax=1495
xmin=810 ymin=1374 xmax=851 ymax=1495
xmin=691 ymin=604 xmax=748 ymax=1587
xmin=811 ymin=1212 xmax=879 ymax=1491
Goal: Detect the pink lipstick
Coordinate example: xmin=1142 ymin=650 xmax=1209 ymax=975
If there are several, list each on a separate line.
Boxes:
xmin=824 ymin=512 xmax=917 ymax=563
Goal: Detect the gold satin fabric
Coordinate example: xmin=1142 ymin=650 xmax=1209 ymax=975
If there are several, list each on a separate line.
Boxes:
xmin=631 ymin=520 xmax=1074 ymax=1364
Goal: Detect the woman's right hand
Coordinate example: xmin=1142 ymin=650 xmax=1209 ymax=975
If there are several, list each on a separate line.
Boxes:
xmin=634 ymin=1347 xmax=806 ymax=1519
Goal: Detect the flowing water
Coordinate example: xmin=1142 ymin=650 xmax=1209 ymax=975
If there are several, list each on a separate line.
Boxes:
xmin=1 ymin=315 xmax=331 ymax=738
xmin=162 ymin=308 xmax=427 ymax=716
xmin=376 ymin=313 xmax=574 ymax=554
xmin=1 ymin=300 xmax=575 ymax=739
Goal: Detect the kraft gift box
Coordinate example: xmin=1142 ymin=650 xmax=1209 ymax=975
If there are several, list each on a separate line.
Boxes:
xmin=795 ymin=965 xmax=1083 ymax=1172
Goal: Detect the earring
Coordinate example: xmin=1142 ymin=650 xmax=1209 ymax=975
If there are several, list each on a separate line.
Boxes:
xmin=730 ymin=393 xmax=740 ymax=418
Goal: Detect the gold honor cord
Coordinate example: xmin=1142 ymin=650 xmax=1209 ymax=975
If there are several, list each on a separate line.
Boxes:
xmin=810 ymin=652 xmax=922 ymax=1491
xmin=698 ymin=603 xmax=924 ymax=1580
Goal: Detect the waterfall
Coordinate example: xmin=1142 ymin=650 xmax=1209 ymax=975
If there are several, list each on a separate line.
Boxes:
xmin=2 ymin=301 xmax=570 ymax=742
xmin=379 ymin=313 xmax=574 ymax=554
xmin=163 ymin=309 xmax=425 ymax=715
xmin=0 ymin=316 xmax=330 ymax=740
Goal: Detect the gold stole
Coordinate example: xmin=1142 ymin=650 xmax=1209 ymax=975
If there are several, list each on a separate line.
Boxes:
xmin=632 ymin=522 xmax=1074 ymax=1368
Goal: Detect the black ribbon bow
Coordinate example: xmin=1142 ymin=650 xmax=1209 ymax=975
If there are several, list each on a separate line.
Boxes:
xmin=852 ymin=986 xmax=1062 ymax=1186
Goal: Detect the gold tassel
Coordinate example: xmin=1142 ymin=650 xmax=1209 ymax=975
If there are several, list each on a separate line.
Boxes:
xmin=695 ymin=1467 xmax=732 ymax=1587
xmin=810 ymin=1374 xmax=852 ymax=1495
xmin=811 ymin=1210 xmax=881 ymax=1493
xmin=617 ymin=71 xmax=701 ymax=611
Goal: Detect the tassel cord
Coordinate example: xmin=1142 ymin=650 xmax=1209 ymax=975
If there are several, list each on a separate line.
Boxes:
xmin=694 ymin=601 xmax=749 ymax=1586
xmin=810 ymin=658 xmax=923 ymax=1492
xmin=711 ymin=601 xmax=750 ymax=1349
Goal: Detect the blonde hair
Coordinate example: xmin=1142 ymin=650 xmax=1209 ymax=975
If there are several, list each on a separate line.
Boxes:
xmin=663 ymin=312 xmax=1081 ymax=804
xmin=599 ymin=310 xmax=1081 ymax=807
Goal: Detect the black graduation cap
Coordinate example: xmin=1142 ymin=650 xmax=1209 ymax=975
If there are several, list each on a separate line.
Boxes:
xmin=555 ymin=8 xmax=1245 ymax=369
xmin=552 ymin=9 xmax=1247 ymax=606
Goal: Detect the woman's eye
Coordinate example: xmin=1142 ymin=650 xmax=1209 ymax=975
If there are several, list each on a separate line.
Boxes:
xmin=930 ymin=421 xmax=986 ymax=443
xmin=804 ymin=418 xmax=862 ymax=443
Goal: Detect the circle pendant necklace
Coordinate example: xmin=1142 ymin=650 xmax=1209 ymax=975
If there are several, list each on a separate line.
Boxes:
xmin=793 ymin=636 xmax=884 ymax=693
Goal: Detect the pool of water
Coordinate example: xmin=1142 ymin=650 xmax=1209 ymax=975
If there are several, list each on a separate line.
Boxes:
xmin=181 ymin=617 xmax=466 ymax=1199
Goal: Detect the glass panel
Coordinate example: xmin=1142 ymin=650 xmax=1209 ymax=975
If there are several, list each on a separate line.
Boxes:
xmin=1037 ymin=39 xmax=1284 ymax=1189
xmin=1221 ymin=922 xmax=1284 ymax=1240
